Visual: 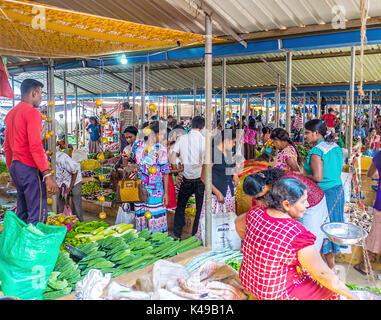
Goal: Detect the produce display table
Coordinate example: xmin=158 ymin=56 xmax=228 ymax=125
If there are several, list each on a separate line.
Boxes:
xmin=58 ymin=246 xmax=210 ymax=300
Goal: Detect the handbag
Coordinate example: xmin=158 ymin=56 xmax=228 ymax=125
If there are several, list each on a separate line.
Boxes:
xmin=116 ymin=165 xmax=149 ymax=203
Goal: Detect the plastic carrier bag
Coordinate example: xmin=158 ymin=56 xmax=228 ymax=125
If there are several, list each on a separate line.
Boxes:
xmin=115 ymin=203 xmax=135 ymax=227
xmin=0 ymin=211 xmax=67 ymax=300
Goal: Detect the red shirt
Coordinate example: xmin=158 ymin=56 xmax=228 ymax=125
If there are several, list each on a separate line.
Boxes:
xmin=322 ymin=113 xmax=336 ymax=128
xmin=4 ymin=102 xmax=49 ymax=172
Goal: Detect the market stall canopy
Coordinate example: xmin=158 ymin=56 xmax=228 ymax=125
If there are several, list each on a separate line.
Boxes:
xmin=0 ymin=0 xmax=222 ymax=59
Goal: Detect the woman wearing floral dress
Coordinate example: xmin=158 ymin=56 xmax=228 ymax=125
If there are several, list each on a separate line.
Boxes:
xmin=270 ymin=128 xmax=301 ymax=173
xmin=128 ymin=121 xmax=170 ymax=233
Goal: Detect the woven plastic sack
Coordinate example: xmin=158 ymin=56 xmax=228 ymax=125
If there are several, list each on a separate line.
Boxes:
xmin=0 ymin=211 xmax=67 ymax=300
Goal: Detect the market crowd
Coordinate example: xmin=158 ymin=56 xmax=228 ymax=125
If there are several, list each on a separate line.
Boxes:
xmin=5 ymin=78 xmax=381 ymax=300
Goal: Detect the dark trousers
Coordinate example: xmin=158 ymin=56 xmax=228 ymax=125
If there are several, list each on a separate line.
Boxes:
xmin=174 ymin=177 xmax=205 ymax=238
xmin=10 ymin=160 xmax=48 ymax=225
xmin=57 ymin=182 xmax=84 ymax=222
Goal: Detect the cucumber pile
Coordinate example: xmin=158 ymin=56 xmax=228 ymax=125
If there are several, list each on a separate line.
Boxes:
xmin=43 ymin=229 xmax=202 ymax=300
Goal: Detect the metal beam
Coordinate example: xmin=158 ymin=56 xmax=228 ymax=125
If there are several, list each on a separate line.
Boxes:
xmin=204 ymin=13 xmax=213 ymax=248
xmin=285 ymin=52 xmax=292 ymax=133
xmin=221 ymin=57 xmax=226 ymax=129
xmin=191 ymin=0 xmax=247 ymax=48
xmin=347 ymin=47 xmax=356 ymax=160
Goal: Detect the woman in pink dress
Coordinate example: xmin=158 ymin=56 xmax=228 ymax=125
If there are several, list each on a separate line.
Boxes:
xmin=239 ymin=177 xmax=358 ymax=300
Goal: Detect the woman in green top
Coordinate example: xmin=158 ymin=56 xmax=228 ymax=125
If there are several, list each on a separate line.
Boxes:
xmin=303 ymin=119 xmax=344 ymax=270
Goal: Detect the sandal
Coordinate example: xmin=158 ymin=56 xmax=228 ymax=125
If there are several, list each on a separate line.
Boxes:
xmin=354 ymin=263 xmax=370 ymax=276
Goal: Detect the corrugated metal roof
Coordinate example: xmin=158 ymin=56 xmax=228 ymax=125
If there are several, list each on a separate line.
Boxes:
xmin=34 ymin=0 xmax=381 ymax=37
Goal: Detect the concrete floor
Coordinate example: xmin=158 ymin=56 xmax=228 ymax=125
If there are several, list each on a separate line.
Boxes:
xmin=1 ymin=191 xmax=380 ymax=290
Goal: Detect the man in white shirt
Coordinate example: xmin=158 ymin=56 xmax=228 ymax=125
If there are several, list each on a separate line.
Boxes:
xmin=170 ymin=116 xmax=205 ymax=240
xmin=56 ymin=151 xmax=83 ymax=221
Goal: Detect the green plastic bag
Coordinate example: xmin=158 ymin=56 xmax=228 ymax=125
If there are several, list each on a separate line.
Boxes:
xmin=0 ymin=211 xmax=67 ymax=300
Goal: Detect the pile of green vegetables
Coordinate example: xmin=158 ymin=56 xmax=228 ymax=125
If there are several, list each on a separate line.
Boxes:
xmin=225 ymin=257 xmax=242 ymax=272
xmin=44 ymin=229 xmax=202 ymax=300
xmin=63 ymin=220 xmax=110 ymax=248
xmin=0 ymin=161 xmax=8 ymax=174
xmin=81 ymin=180 xmax=101 ymax=195
xmin=296 ymin=144 xmax=310 ymax=164
xmin=345 ymin=283 xmax=381 ymax=294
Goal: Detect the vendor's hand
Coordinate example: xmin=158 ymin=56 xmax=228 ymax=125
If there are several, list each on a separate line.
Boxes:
xmin=216 ymin=192 xmax=225 ymax=203
xmin=162 ymin=193 xmax=168 ymax=207
xmin=45 ymin=175 xmax=59 ymax=195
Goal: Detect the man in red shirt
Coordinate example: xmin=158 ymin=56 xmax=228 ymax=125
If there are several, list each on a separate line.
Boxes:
xmin=4 ymin=79 xmax=59 ymax=225
xmin=321 ymin=108 xmax=336 ymax=134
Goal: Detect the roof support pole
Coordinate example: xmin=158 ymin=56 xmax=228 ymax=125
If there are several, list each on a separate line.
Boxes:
xmin=75 ymin=85 xmax=79 ymax=150
xmin=11 ymin=76 xmax=15 ymax=108
xmin=47 ymin=59 xmax=57 ymax=213
xmin=222 ymin=57 xmax=226 ymax=129
xmin=275 ymin=74 xmax=281 ymax=127
xmin=285 ymin=51 xmax=292 ymax=133
xmin=339 ymin=95 xmax=343 ymax=136
xmin=302 ymin=92 xmax=306 ymax=142
xmin=204 ymin=12 xmax=213 ymax=248
xmin=348 ymin=47 xmax=356 ymax=161
xmin=369 ymin=91 xmax=374 ymax=129
xmin=239 ymin=93 xmax=243 ymax=129
xmin=140 ymin=64 xmax=145 ymax=128
xmin=63 ymin=71 xmax=68 ymax=153
xmin=132 ymin=66 xmax=137 ymax=127
xmin=193 ymin=79 xmax=197 ymax=117
xmin=176 ymin=95 xmax=180 ymax=122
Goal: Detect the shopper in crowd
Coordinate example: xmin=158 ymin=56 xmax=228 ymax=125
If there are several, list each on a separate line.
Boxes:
xmin=354 ymin=150 xmax=381 ymax=275
xmin=353 ymin=122 xmax=367 ymax=145
xmin=166 ymin=128 xmax=184 ymax=210
xmin=86 ymin=116 xmax=101 ymax=154
xmin=119 ymin=102 xmax=132 ymax=151
xmin=321 ymin=108 xmax=337 ymax=134
xmin=171 ymin=116 xmax=205 ymax=240
xmin=4 ymin=79 xmax=59 ymax=225
xmin=58 ymin=113 xmax=66 ymax=140
xmin=115 ymin=126 xmax=139 ymax=169
xmin=55 ymin=151 xmax=83 ymax=222
xmin=196 ymin=129 xmax=239 ymax=243
xmin=128 ymin=120 xmax=170 ymax=233
xmin=303 ymin=119 xmax=344 ymax=269
xmin=244 ymin=118 xmax=259 ymax=160
xmin=364 ymin=127 xmax=381 ymax=157
xmin=261 ymin=126 xmax=271 ymax=146
xmin=270 ymin=128 xmax=301 ymax=172
xmin=292 ymin=108 xmax=304 ymax=142
xmin=238 ymin=178 xmax=357 ymax=300
xmin=237 ymin=168 xmax=329 ymax=251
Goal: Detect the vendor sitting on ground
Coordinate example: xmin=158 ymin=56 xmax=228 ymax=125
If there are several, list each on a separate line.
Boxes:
xmin=238 ymin=177 xmax=357 ymax=300
xmin=364 ymin=127 xmax=381 ymax=157
xmin=56 ymin=150 xmax=83 ymax=222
